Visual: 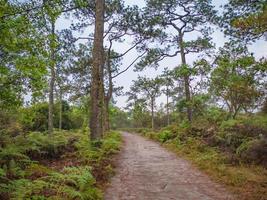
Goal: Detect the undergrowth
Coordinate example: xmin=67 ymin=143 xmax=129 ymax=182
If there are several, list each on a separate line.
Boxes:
xmin=0 ymin=130 xmax=122 ymax=199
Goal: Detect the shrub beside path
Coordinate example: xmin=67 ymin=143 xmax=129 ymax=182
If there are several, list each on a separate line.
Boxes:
xmin=104 ymin=132 xmax=233 ymax=200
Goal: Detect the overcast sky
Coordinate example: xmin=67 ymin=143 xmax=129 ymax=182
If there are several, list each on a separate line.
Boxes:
xmin=56 ymin=0 xmax=267 ymax=110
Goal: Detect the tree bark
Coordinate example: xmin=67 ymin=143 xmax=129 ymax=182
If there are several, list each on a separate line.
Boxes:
xmin=103 ymin=48 xmax=113 ymax=132
xmin=151 ymin=97 xmax=155 ymax=130
xmin=89 ymin=0 xmax=105 ymax=140
xmin=59 ymin=88 xmax=62 ymax=130
xmin=104 ymin=96 xmax=110 ymax=131
xmin=166 ymin=86 xmax=170 ymax=126
xmin=178 ymin=31 xmax=192 ymax=122
xmin=48 ymin=21 xmax=56 ymax=134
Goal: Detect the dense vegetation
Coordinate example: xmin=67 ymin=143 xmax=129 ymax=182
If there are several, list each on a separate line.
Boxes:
xmin=0 ymin=128 xmax=121 ymax=199
xmin=1 ymin=0 xmax=266 ymax=199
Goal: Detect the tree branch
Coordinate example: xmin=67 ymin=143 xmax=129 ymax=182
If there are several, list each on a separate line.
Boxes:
xmin=112 ymin=51 xmax=147 ymax=79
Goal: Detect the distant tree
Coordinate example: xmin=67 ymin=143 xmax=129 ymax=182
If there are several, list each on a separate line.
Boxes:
xmin=166 ymin=58 xmax=211 ymax=119
xmin=127 ymin=76 xmax=162 ymax=130
xmin=210 ymin=41 xmax=264 ymax=118
xmin=137 ymin=0 xmax=216 ymax=122
xmin=160 ymin=68 xmax=174 ymax=125
xmin=109 ymin=105 xmax=131 ymax=129
xmin=126 ymin=98 xmax=150 ymax=128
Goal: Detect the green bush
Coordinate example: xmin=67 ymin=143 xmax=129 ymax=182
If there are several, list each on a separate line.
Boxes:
xmin=19 ymin=103 xmax=49 ymax=132
xmin=219 ymin=119 xmax=241 ymax=130
xmin=237 ymin=138 xmax=267 ymax=166
xmin=157 ymin=130 xmax=175 ymax=143
xmin=102 ymin=132 xmax=121 ymax=155
xmin=0 ymin=145 xmax=32 ymax=179
xmin=204 ymin=107 xmax=227 ymax=125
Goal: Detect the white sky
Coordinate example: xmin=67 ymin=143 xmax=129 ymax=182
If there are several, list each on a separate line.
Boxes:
xmin=56 ymin=0 xmax=267 ymax=110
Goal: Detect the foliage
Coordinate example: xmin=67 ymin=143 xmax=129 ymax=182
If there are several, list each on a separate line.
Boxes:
xmin=127 ymin=76 xmax=163 ymax=129
xmin=0 ymin=0 xmax=47 ymax=110
xmin=109 ymin=105 xmax=131 ymax=129
xmin=11 ymin=101 xmax=86 ymax=132
xmin=0 ymin=130 xmax=122 ymax=199
xmin=7 ymin=166 xmax=102 ymax=200
xmin=157 ymin=130 xmax=175 ymax=143
xmin=203 ymin=107 xmax=228 ymax=125
xmin=223 ymin=0 xmax=267 ymax=41
xmin=210 ymin=42 xmax=264 ymax=118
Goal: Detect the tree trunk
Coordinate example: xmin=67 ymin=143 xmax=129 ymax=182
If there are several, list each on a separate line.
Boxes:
xmin=103 ymin=49 xmax=113 ymax=132
xmin=178 ymin=31 xmax=192 ymax=122
xmin=59 ymin=88 xmax=62 ymax=130
xmin=166 ymin=86 xmax=170 ymax=126
xmin=89 ymin=0 xmax=105 ymax=140
xmin=48 ymin=21 xmax=56 ymax=134
xmin=151 ymin=97 xmax=154 ymax=130
xmin=104 ymin=97 xmax=110 ymax=131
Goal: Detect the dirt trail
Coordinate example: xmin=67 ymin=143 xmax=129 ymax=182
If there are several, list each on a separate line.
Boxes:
xmin=104 ymin=132 xmax=233 ymax=200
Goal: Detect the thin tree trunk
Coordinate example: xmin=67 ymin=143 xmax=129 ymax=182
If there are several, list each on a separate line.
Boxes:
xmin=166 ymin=85 xmax=170 ymax=126
xmin=103 ymin=48 xmax=113 ymax=132
xmin=48 ymin=21 xmax=56 ymax=134
xmin=233 ymin=106 xmax=241 ymax=119
xmin=59 ymin=88 xmax=62 ymax=130
xmin=178 ymin=31 xmax=192 ymax=122
xmin=151 ymin=98 xmax=154 ymax=130
xmin=99 ymin=54 xmax=105 ymax=137
xmin=104 ymin=97 xmax=110 ymax=131
xmin=89 ymin=0 xmax=105 ymax=140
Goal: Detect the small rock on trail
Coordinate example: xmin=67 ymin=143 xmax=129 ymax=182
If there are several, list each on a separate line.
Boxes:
xmin=104 ymin=132 xmax=233 ymax=200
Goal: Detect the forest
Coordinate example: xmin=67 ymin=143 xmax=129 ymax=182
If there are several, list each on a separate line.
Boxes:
xmin=0 ymin=0 xmax=267 ymax=199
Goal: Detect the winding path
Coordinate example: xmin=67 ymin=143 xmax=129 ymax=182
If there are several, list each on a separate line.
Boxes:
xmin=104 ymin=132 xmax=233 ymax=200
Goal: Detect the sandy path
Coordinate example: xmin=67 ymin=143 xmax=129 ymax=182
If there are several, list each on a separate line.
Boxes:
xmin=104 ymin=132 xmax=233 ymax=200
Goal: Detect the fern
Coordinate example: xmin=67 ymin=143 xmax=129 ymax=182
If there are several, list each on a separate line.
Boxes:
xmin=0 ymin=130 xmax=122 ymax=199
xmin=8 ymin=179 xmax=50 ymax=200
xmin=0 ymin=145 xmax=32 ymax=177
xmin=43 ymin=166 xmax=102 ymax=200
xmin=15 ymin=132 xmax=69 ymax=159
xmin=0 ymin=168 xmax=5 ymax=178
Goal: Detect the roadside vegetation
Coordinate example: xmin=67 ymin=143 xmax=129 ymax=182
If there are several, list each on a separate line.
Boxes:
xmin=0 ymin=126 xmax=121 ymax=199
xmin=126 ymin=112 xmax=267 ymax=200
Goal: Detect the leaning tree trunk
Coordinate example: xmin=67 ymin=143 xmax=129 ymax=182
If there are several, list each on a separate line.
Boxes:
xmin=178 ymin=31 xmax=192 ymax=122
xmin=89 ymin=0 xmax=105 ymax=140
xmin=48 ymin=21 xmax=56 ymax=134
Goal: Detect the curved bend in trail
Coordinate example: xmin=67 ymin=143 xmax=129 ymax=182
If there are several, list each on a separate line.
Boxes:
xmin=105 ymin=132 xmax=233 ymax=200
